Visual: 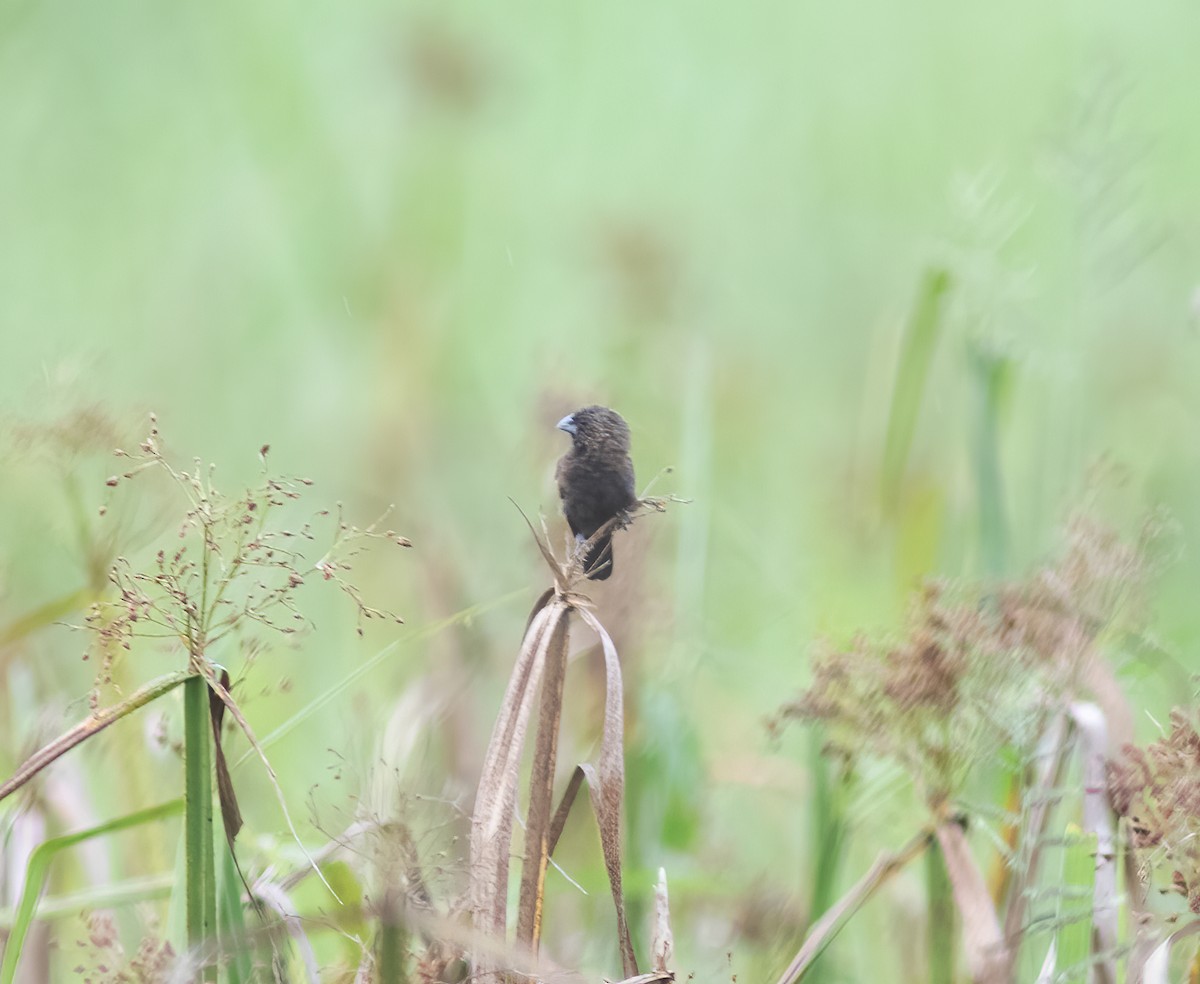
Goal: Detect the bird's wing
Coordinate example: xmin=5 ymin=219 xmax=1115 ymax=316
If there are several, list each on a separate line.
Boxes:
xmin=555 ymin=452 xmax=583 ymax=537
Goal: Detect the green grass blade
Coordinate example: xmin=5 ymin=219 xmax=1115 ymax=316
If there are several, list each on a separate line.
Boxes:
xmin=926 ymin=839 xmax=957 ymax=984
xmin=217 ymin=836 xmax=251 ymax=984
xmin=0 ymin=873 xmax=174 ymax=928
xmin=968 ymin=342 xmax=1013 ymax=575
xmin=0 ymin=799 xmax=182 ymax=984
xmin=881 ymin=268 xmax=952 ymax=510
xmin=0 ymin=586 xmax=94 ymax=648
xmin=233 ymin=591 xmax=524 ymax=769
xmin=377 ymin=908 xmax=408 ymax=984
xmin=183 ymin=674 xmax=216 ymax=980
xmin=1056 ymin=824 xmax=1097 ymax=980
xmin=803 ymin=729 xmax=847 ymax=984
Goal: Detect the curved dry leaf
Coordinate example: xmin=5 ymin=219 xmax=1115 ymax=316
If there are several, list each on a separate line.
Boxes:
xmin=516 ymin=609 xmax=571 ymax=950
xmin=578 ymin=608 xmax=638 ymax=979
xmin=209 ymin=668 xmax=243 ymax=845
xmin=469 ymin=595 xmax=567 ymax=951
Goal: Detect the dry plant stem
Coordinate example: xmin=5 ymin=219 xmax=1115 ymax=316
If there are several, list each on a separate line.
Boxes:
xmin=774 ymin=826 xmax=934 ymax=984
xmin=936 ymin=821 xmax=1008 ymax=984
xmin=546 ymin=766 xmax=586 ymax=858
xmin=327 ymin=898 xmax=590 ymax=984
xmin=469 ymin=596 xmax=562 ymax=942
xmin=1002 ymin=712 xmax=1074 ymax=952
xmin=1069 ymin=702 xmax=1117 ymax=984
xmin=651 ymin=868 xmax=674 ymax=975
xmin=0 ymin=669 xmax=191 ymax=803
xmin=275 ymin=819 xmax=379 ymax=893
xmin=515 ymin=611 xmax=570 ymax=952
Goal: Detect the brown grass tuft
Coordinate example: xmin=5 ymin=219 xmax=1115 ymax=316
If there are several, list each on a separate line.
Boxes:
xmin=777 ymin=517 xmax=1150 ymax=806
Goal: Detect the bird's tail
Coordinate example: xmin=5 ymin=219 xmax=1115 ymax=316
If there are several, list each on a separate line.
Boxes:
xmin=583 ymin=533 xmax=614 ymax=581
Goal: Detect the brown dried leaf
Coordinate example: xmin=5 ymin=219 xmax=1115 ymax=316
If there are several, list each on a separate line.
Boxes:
xmin=546 ymin=766 xmax=586 ymax=857
xmin=469 ymin=593 xmax=566 ymax=954
xmin=578 ymin=608 xmax=637 ymax=979
xmin=208 ymin=668 xmax=243 ymax=845
xmin=516 ymin=609 xmax=571 ymax=951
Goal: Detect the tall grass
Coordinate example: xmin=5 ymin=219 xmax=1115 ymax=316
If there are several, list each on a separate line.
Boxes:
xmin=2 ymin=0 xmax=1199 ymax=979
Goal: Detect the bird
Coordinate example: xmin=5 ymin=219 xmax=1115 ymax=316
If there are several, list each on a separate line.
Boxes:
xmin=555 ymin=405 xmax=638 ymax=581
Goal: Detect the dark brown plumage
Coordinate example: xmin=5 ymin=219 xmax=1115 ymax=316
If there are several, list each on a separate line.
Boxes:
xmin=555 ymin=405 xmax=637 ymax=580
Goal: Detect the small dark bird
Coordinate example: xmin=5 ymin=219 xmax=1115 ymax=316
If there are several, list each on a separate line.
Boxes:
xmin=555 ymin=405 xmax=637 ymax=580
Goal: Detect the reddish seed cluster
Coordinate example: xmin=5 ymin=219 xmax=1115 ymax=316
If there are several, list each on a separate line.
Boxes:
xmin=72 ymin=909 xmax=175 ymax=983
xmin=777 ymin=519 xmax=1149 ymax=805
xmin=1109 ymin=709 xmax=1200 ymax=912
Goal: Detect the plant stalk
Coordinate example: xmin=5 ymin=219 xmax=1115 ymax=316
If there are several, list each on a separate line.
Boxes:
xmin=184 ymin=673 xmax=217 ymax=981
xmin=0 ymin=670 xmax=191 ymax=803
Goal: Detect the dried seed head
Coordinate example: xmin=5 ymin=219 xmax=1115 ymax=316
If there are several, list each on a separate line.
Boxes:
xmin=1110 ymin=709 xmax=1200 ymax=902
xmin=778 ymin=520 xmax=1150 ymax=806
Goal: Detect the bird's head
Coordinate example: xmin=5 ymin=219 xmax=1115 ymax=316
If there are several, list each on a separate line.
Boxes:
xmin=556 ymin=405 xmax=631 ymax=452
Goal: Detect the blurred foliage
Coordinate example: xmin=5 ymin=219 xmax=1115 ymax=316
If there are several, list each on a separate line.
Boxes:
xmin=1 ymin=0 xmax=1199 ymax=980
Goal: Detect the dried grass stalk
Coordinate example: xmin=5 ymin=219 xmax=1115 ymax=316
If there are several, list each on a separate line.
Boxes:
xmin=1068 ymin=702 xmax=1117 ymax=984
xmin=0 ymin=670 xmax=191 ymax=803
xmin=467 ymin=503 xmax=666 ymax=978
xmin=774 ymin=826 xmax=933 ymax=984
xmin=1002 ymin=713 xmax=1073 ymax=952
xmin=651 ymin=867 xmax=674 ymax=975
xmin=935 ymin=821 xmax=1007 ymax=984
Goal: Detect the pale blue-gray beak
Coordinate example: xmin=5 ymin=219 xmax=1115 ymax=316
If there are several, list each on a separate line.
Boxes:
xmin=556 ymin=413 xmax=577 ymax=436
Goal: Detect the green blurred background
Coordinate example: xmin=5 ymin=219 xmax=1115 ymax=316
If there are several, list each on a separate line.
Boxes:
xmin=2 ymin=1 xmax=1199 ymax=979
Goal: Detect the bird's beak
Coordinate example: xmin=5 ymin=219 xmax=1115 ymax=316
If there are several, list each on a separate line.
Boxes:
xmin=556 ymin=413 xmax=577 ymax=436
